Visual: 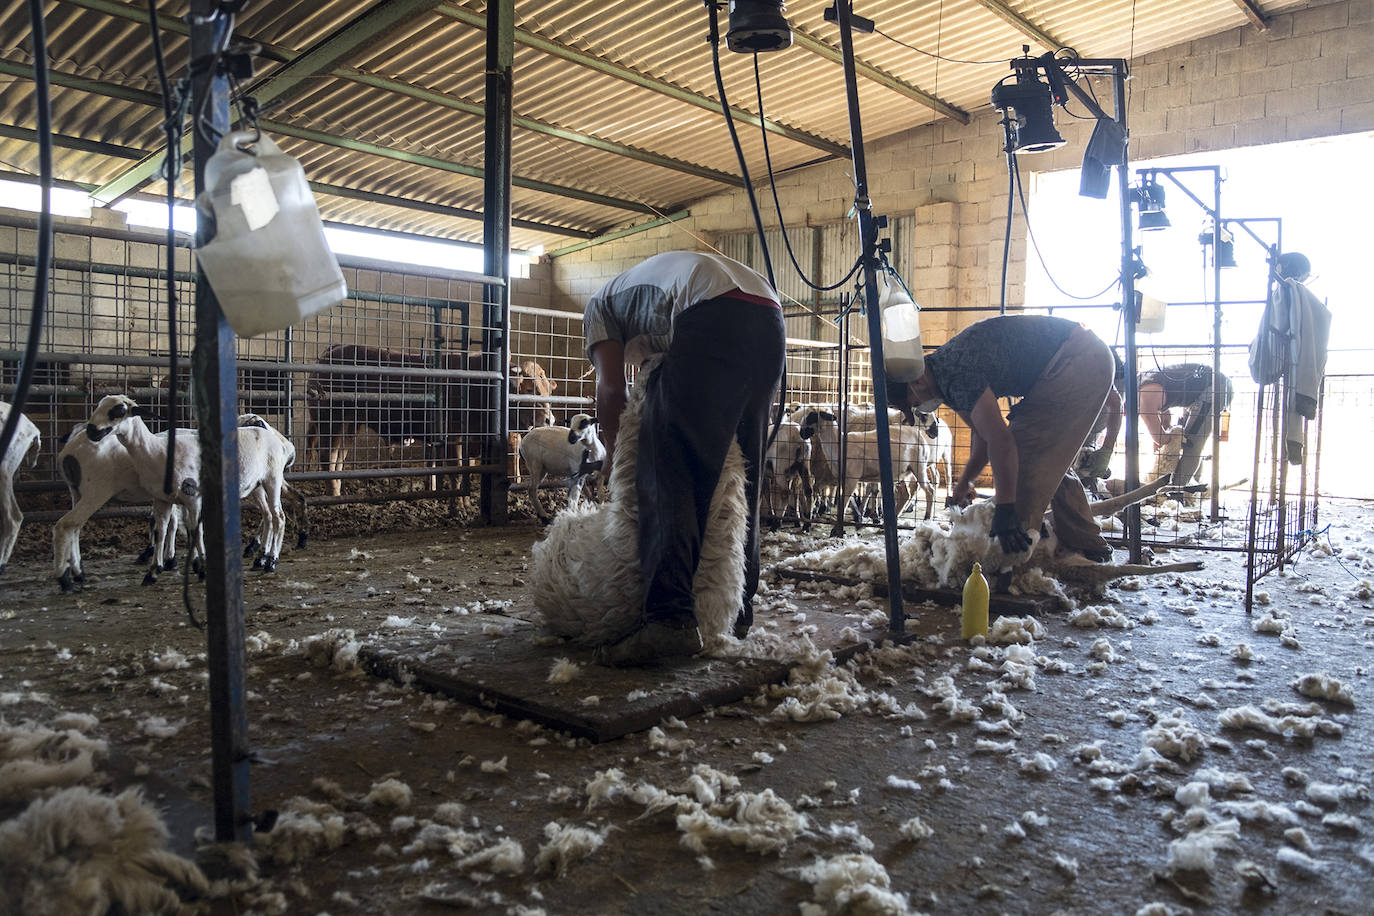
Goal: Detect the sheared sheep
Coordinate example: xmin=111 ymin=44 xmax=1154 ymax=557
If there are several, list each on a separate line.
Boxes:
xmin=517 ymin=414 xmax=606 ymax=524
xmin=0 ymin=400 xmax=41 ymax=575
xmin=763 ymin=419 xmax=812 ymax=531
xmin=237 ymin=413 xmax=309 ymax=559
xmin=529 ymin=369 xmax=746 ymax=652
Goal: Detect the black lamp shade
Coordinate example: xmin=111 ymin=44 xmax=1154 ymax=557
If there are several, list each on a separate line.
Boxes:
xmin=991 ymin=74 xmax=1066 ymax=154
xmin=726 ymin=1 xmax=793 ymax=53
xmin=1138 ymin=209 xmax=1171 ymax=231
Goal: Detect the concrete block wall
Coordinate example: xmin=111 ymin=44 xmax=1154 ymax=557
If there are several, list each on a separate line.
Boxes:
xmin=548 ymin=0 xmax=1372 ymax=348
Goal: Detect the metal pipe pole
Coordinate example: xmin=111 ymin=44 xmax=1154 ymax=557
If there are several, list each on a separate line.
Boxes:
xmin=480 ymin=0 xmax=513 ymax=525
xmin=188 ymin=0 xmax=249 ymax=844
xmin=834 ymin=1 xmax=904 ymax=632
xmin=1114 ymin=63 xmax=1141 ymax=563
xmin=1210 ymin=169 xmax=1223 ymax=521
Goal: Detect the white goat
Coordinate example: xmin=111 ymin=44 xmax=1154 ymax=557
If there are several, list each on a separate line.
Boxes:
xmin=237 ymin=413 xmax=309 ymax=561
xmin=53 ymin=414 xmax=192 ymax=590
xmin=517 ymin=414 xmax=605 ymax=524
xmin=763 ymin=420 xmax=812 ymax=531
xmin=798 ymin=409 xmax=927 ymax=533
xmin=0 ymin=401 xmax=41 ymax=575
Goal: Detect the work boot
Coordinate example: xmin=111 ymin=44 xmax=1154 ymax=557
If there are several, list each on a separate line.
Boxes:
xmin=594 ymin=621 xmax=703 ymax=667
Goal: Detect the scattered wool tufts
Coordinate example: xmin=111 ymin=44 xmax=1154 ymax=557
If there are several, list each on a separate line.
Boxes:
xmin=1276 ymin=847 xmax=1325 ymax=876
xmin=1217 ymin=704 xmax=1343 ymax=739
xmin=480 ymin=756 xmax=510 ymax=775
xmin=1004 ymin=820 xmax=1027 ymax=841
xmin=898 ymin=817 xmax=933 ymax=842
xmin=1089 ymin=637 xmax=1118 ymax=662
xmin=1321 ymin=813 xmax=1361 ymax=833
xmin=0 ymin=786 xmax=209 ymax=916
xmin=1174 ymin=782 xmax=1212 ymax=810
xmin=533 ymin=822 xmax=607 ymax=877
xmin=0 ymin=719 xmax=108 ymax=801
xmin=794 ymin=853 xmax=912 ymax=916
xmin=676 ymin=789 xmax=809 ymax=856
xmin=362 ymin=778 xmax=413 ymax=809
xmin=546 ymin=658 xmax=582 ymax=684
xmin=973 ymin=739 xmax=1016 ymax=755
xmin=1053 ymin=854 xmax=1079 ymax=880
xmin=148 ymin=647 xmax=191 ymax=671
xmin=988 ymin=616 xmax=1046 ymax=645
xmin=432 ymin=802 xmax=466 ymax=827
xmin=299 ymin=628 xmax=362 ymax=673
xmin=50 ymin=712 xmax=99 ymax=732
xmin=1291 ymin=672 xmax=1355 ymax=706
xmin=1283 ymin=827 xmax=1315 ymax=852
xmin=884 ymin=775 xmax=921 ymax=793
xmin=1233 ymin=859 xmax=1278 ymax=894
xmin=456 ymin=837 xmax=526 ymax=875
xmin=138 ymin=716 xmax=184 ymax=740
xmin=1017 ymin=753 xmax=1059 ymax=777
xmin=1165 ymin=818 xmax=1240 ymax=874
xmin=647 ymin=727 xmax=696 ymax=754
xmin=1142 ymin=709 xmax=1207 ymax=763
xmin=1193 ymin=768 xmax=1255 ymax=795
xmin=1135 ymin=904 xmax=1187 ymax=916
xmin=1230 ymin=643 xmax=1262 ymax=662
xmin=1214 ymin=801 xmax=1301 ymax=827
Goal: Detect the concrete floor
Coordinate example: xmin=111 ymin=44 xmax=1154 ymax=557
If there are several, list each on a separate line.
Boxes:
xmin=1 ymin=500 xmax=1371 ymax=914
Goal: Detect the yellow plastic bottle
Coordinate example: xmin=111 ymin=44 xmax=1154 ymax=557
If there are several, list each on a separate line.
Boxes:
xmin=962 ymin=561 xmax=989 ymax=639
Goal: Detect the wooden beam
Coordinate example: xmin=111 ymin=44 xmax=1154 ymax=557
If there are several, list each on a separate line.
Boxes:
xmin=1229 ymin=0 xmax=1270 ymax=31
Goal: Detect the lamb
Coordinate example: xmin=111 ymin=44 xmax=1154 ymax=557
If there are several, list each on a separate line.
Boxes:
xmin=798 ymin=409 xmax=926 ymax=534
xmin=517 ymin=414 xmax=606 ymax=524
xmin=896 ymin=411 xmax=952 ymax=521
xmin=529 ymin=366 xmax=746 ymax=652
xmin=237 ymin=413 xmax=309 ymax=560
xmin=0 ymin=401 xmax=41 ymax=575
xmin=763 ymin=420 xmax=812 ymax=531
xmin=53 ymin=416 xmax=193 ymax=591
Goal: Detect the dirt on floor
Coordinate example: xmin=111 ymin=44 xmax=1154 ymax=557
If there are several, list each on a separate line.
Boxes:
xmin=1 ymin=495 xmax=1372 ymax=915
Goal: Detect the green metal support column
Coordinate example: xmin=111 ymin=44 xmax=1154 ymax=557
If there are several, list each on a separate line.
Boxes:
xmin=188 ymin=0 xmax=249 ymax=844
xmin=480 ymin=0 xmax=513 ymax=526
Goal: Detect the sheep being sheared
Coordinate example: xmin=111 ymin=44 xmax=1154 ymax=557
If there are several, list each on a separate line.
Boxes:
xmin=530 ymin=372 xmax=746 ymax=652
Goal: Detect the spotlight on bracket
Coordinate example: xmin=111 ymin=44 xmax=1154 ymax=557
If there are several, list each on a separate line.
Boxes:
xmin=991 ymin=68 xmax=1066 ymax=154
xmin=1135 ymin=176 xmax=1170 ymax=231
xmin=726 ymin=0 xmax=793 ymax=53
xmin=1199 ymin=221 xmax=1237 ymax=268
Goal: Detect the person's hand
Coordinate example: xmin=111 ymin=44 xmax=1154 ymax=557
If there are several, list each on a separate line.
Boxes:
xmin=1079 ymin=446 xmax=1112 ymax=479
xmin=990 ymin=503 xmax=1032 ymax=554
xmin=950 ymin=479 xmax=976 ymax=507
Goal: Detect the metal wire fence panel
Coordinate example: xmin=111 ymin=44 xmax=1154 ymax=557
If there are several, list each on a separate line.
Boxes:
xmin=0 ymin=219 xmax=596 ymax=510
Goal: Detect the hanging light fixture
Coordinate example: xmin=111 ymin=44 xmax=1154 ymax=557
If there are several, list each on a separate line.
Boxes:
xmin=1199 ymin=221 xmax=1237 ymax=269
xmin=1135 ymin=175 xmax=1170 ymax=231
xmin=990 ymin=68 xmax=1065 ymax=153
xmin=726 ymin=0 xmax=793 ymax=53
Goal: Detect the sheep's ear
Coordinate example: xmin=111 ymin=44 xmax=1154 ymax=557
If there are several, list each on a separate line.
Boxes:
xmin=108 ymin=402 xmax=128 ymax=420
xmin=567 ymin=429 xmax=578 ymax=445
xmin=549 ymin=379 xmax=558 ymax=391
xmin=820 ymin=411 xmax=837 ymax=422
xmin=128 ymin=403 xmax=147 ymax=418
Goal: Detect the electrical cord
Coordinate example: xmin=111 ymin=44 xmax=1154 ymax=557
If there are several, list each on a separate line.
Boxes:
xmin=1012 ymin=156 xmax=1121 ymax=301
xmin=873 ymin=27 xmax=1004 ymax=66
xmin=147 ymin=0 xmax=180 ymax=499
xmin=0 ymin=0 xmax=54 ymax=471
xmin=751 ymin=55 xmax=862 ymax=293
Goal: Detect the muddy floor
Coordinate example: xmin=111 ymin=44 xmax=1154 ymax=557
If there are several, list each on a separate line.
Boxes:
xmin=2 ymin=495 xmax=1372 ymax=915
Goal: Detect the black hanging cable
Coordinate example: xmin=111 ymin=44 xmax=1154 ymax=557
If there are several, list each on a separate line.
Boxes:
xmin=997 ymin=105 xmax=1015 ymax=314
xmin=1013 ymin=156 xmax=1121 ymax=301
xmin=752 ymin=55 xmax=862 ymax=293
xmin=147 ymin=0 xmax=181 ymax=498
xmin=0 ymin=0 xmax=54 ymax=470
xmin=706 ymin=5 xmax=775 ymax=288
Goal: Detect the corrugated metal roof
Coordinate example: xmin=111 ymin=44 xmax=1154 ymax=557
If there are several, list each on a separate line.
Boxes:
xmin=0 ymin=0 xmax=1309 ymax=253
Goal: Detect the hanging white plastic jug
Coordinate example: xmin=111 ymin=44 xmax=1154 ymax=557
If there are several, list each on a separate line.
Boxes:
xmin=878 ymin=270 xmax=924 ymax=382
xmin=194 ymin=131 xmax=347 ymax=338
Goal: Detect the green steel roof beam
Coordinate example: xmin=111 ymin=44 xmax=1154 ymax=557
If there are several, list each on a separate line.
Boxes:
xmin=0 ymin=122 xmax=145 ymax=159
xmin=970 ymin=0 xmax=1065 ymax=52
xmin=309 ymin=181 xmax=594 ymax=238
xmin=56 ymin=0 xmax=295 ymax=62
xmin=436 ymin=3 xmax=850 ymax=160
xmin=91 ymin=0 xmax=449 ymax=204
xmin=790 ymin=28 xmax=968 ymax=124
xmin=263 ymin=120 xmax=658 ymax=214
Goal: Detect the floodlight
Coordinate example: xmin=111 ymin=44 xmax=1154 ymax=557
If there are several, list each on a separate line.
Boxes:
xmin=990 ymin=70 xmax=1065 ymax=154
xmin=726 ymin=1 xmax=792 ymax=53
xmin=1199 ymin=222 xmax=1237 ymax=269
xmin=1135 ymin=176 xmax=1170 ymax=231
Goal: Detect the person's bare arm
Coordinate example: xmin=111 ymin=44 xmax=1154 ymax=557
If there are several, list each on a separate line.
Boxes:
xmin=967 ymin=388 xmax=1019 ymax=505
xmin=1137 ymin=383 xmax=1169 ymax=447
xmin=1100 ymin=388 xmax=1123 ymax=453
xmin=589 ymin=340 xmax=627 ymax=476
xmin=950 ymin=413 xmax=987 ymax=507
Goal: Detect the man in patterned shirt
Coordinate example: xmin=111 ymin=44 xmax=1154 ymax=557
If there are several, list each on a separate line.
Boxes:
xmin=887 ymin=314 xmax=1116 ymax=561
xmin=585 ymin=250 xmax=786 ymax=664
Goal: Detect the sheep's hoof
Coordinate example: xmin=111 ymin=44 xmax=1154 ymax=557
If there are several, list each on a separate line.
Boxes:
xmin=141 ymin=570 xmax=158 ymax=586
xmin=243 ymin=538 xmax=260 ymax=558
xmin=74 ymin=570 xmax=85 ymax=584
xmin=251 ymin=555 xmax=264 ymax=570
xmin=134 ymin=545 xmax=155 ymax=565
xmin=191 ymin=557 xmax=204 ymax=577
xmin=768 ymin=519 xmax=780 ymax=533
xmin=539 ymin=517 xmax=552 ymax=527
xmin=296 ymin=532 xmax=309 ymax=550
xmin=0 ymin=564 xmax=5 ymax=577
xmin=733 ymin=607 xmax=753 ymax=640
xmin=262 ymin=557 xmax=277 ymax=573
xmin=829 ymin=523 xmax=846 ymax=538
xmin=164 ymin=554 xmax=177 ymax=571
xmin=58 ymin=569 xmax=76 ymax=592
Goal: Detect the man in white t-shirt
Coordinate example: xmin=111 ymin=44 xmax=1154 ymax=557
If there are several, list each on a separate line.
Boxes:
xmin=584 ymin=251 xmax=786 ymax=665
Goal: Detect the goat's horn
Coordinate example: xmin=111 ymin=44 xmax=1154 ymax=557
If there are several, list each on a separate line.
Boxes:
xmin=1090 ymin=476 xmax=1173 ymax=517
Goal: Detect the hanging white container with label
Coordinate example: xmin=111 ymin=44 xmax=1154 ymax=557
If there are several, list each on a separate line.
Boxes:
xmin=194 ymin=131 xmax=347 ymax=338
xmin=878 ymin=270 xmax=924 ymax=382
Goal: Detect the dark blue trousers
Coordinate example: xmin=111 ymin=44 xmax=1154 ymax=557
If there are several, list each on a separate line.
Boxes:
xmin=635 ymin=296 xmax=786 ymax=629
